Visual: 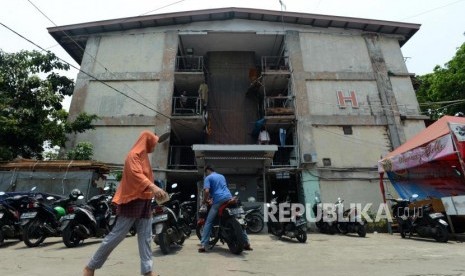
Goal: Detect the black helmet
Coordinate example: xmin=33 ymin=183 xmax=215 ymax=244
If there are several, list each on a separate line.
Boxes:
xmin=70 ymin=189 xmax=82 ymax=200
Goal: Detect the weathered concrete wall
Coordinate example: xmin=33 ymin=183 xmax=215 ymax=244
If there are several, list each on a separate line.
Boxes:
xmin=319 ymin=179 xmax=385 ymax=208
xmin=390 ymin=77 xmax=421 ymax=115
xmin=312 ymin=126 xmax=391 ymax=167
xmin=379 ymin=37 xmax=409 ymax=74
xmin=300 ymin=33 xmax=373 ymax=73
xmin=68 ymin=32 xmax=175 ymax=167
xmin=306 ymin=81 xmax=380 ymax=116
xmin=402 ymin=120 xmax=426 ymax=141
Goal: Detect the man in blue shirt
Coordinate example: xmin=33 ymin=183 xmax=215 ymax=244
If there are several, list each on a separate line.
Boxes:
xmin=198 ymin=165 xmax=252 ymax=252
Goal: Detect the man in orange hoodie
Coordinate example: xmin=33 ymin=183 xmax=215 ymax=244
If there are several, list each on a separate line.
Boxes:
xmin=83 ymin=131 xmax=167 ymax=276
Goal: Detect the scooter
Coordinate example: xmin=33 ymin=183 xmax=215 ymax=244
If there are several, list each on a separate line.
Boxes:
xmin=0 ymin=191 xmax=35 ymax=244
xmin=152 ymin=183 xmax=191 ymax=254
xmin=267 ymin=191 xmax=307 ymax=243
xmin=334 ymin=197 xmax=366 ymax=237
xmin=20 ymin=187 xmax=81 ymax=247
xmin=312 ymin=196 xmax=336 ymax=234
xmin=393 ymin=194 xmax=449 ymax=242
xmin=195 ymin=194 xmax=246 ymax=254
xmin=60 ymin=190 xmax=112 ymax=248
xmin=244 ymin=205 xmax=264 ymax=234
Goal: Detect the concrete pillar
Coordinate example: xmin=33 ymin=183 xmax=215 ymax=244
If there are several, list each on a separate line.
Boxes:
xmin=363 ymin=33 xmax=405 ymax=149
xmin=285 ymin=31 xmax=319 ymax=206
xmin=152 ymin=31 xmax=179 ymax=181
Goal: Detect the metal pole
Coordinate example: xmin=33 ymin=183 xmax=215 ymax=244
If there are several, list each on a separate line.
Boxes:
xmin=263 ymin=163 xmax=267 ymax=204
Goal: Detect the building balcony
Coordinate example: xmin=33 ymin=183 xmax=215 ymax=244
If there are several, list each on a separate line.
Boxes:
xmin=261 ymin=56 xmax=290 ymax=73
xmin=175 ymin=56 xmax=204 ymax=72
xmin=265 ymin=95 xmax=295 ymax=117
xmin=271 ymin=145 xmax=298 ymax=167
xmin=172 ymin=96 xmax=203 ymax=116
xmin=168 ymin=146 xmax=197 ymax=170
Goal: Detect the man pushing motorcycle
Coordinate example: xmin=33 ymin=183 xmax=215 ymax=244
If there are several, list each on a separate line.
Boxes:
xmin=198 ymin=165 xmax=253 ymax=253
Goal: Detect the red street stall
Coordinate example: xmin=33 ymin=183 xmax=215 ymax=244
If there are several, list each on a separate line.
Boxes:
xmin=378 ymin=116 xmax=465 ymax=233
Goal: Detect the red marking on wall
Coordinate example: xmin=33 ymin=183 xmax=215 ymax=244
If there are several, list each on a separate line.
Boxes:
xmin=337 ymin=91 xmax=359 ymax=108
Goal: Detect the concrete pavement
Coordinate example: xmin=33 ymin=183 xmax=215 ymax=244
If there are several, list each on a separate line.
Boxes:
xmin=0 ymin=232 xmax=464 ymax=276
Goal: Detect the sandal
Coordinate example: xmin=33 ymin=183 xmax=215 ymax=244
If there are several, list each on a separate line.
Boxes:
xmin=198 ymin=247 xmax=207 ymax=253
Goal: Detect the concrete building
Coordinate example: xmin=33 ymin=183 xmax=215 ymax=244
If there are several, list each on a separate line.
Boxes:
xmin=48 ymin=7 xmax=426 ymax=212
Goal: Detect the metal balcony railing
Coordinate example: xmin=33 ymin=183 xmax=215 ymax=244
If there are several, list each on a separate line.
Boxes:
xmin=265 ymin=95 xmax=295 ymax=116
xmin=175 ymin=56 xmax=204 ymax=72
xmin=168 ymin=146 xmax=196 ymax=169
xmin=272 ymin=145 xmax=298 ymax=167
xmin=261 ymin=56 xmax=290 ymax=72
xmin=172 ymin=96 xmax=203 ymax=115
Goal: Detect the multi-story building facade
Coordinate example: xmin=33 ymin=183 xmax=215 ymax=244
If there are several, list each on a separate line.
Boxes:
xmin=49 ymin=7 xmax=426 ymax=213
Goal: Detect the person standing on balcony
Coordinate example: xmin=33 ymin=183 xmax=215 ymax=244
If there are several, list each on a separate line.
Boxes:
xmin=258 ymin=126 xmax=270 ymax=145
xmin=83 ymin=131 xmax=167 ymax=276
xmin=180 ymin=91 xmax=188 ymax=108
xmin=198 ymin=81 xmax=208 ymax=112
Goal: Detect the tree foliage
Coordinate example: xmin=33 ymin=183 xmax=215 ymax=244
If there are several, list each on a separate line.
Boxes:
xmin=416 ymin=42 xmax=465 ymax=119
xmin=66 ymin=142 xmax=93 ymax=160
xmin=0 ymin=50 xmax=98 ymax=161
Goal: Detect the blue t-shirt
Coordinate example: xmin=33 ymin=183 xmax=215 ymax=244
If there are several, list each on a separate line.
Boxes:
xmin=204 ymin=172 xmax=232 ymax=204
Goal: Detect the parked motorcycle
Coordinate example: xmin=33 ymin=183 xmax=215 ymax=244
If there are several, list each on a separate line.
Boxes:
xmin=334 ymin=197 xmax=366 ymax=237
xmin=20 ymin=188 xmax=81 ymax=247
xmin=267 ymin=191 xmax=307 ymax=243
xmin=387 ymin=193 xmax=415 ymax=239
xmin=244 ymin=205 xmax=264 ymax=234
xmin=0 ymin=191 xmax=35 ymax=244
xmin=60 ymin=189 xmax=112 ymax=248
xmin=312 ymin=196 xmax=336 ymax=234
xmin=389 ymin=194 xmax=449 ymax=242
xmin=152 ymin=183 xmax=191 ymax=254
xmin=196 ymin=194 xmax=246 ymax=254
xmin=179 ymin=195 xmax=197 ymax=229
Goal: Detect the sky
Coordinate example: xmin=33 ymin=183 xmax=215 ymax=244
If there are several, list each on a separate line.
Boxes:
xmin=1 ymin=0 xmax=465 ymax=109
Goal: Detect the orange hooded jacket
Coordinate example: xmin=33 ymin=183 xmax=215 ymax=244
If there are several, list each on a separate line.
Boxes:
xmin=112 ymin=131 xmax=159 ymax=205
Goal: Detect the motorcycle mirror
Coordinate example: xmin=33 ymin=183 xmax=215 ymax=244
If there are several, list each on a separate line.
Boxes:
xmin=190 ymin=194 xmax=195 ymax=199
xmin=171 ymin=183 xmax=178 ymax=189
xmin=271 ymin=190 xmax=276 ymax=195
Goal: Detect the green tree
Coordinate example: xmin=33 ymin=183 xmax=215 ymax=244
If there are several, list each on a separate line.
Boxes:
xmin=416 ymin=42 xmax=465 ymax=119
xmin=66 ymin=141 xmax=93 ymax=160
xmin=0 ymin=49 xmax=98 ymax=161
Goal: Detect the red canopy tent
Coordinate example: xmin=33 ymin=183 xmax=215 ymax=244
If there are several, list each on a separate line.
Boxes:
xmin=378 ymin=116 xmax=465 ymax=200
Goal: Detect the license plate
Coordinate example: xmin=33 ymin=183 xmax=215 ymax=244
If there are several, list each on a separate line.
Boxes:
xmin=61 ymin=214 xmax=75 ymax=220
xmin=229 ymin=207 xmax=244 ymax=216
xmin=20 ymin=212 xmax=37 ymax=219
xmin=0 ymin=212 xmax=4 ymax=219
xmin=153 ymin=214 xmax=168 ymax=223
xmin=296 ymin=219 xmax=306 ymax=226
xmin=429 ymin=213 xmax=444 ymax=219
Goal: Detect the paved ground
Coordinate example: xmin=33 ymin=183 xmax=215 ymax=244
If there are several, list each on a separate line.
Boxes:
xmin=0 ymin=232 xmax=464 ymax=276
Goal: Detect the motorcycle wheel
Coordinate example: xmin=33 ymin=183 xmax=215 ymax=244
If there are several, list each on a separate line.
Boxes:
xmin=158 ymin=232 xmax=171 ymax=255
xmin=433 ymin=224 xmax=449 ymax=243
xmin=296 ymin=230 xmax=307 ymax=243
xmin=62 ymin=221 xmax=82 ymax=248
xmin=398 ymin=223 xmax=406 ymax=238
xmin=225 ymin=219 xmax=244 ymax=255
xmin=129 ymin=224 xmax=137 ymax=236
xmin=246 ymin=214 xmax=264 ymax=234
xmin=269 ymin=222 xmax=283 ymax=237
xmin=336 ymin=223 xmax=348 ymax=235
xmin=196 ymin=224 xmax=218 ymax=246
xmin=357 ymin=224 xmax=366 ymax=237
xmin=23 ymin=219 xmax=46 ymax=247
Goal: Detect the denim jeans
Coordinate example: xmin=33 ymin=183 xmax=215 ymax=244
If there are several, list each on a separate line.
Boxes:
xmin=200 ymin=199 xmax=249 ymax=248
